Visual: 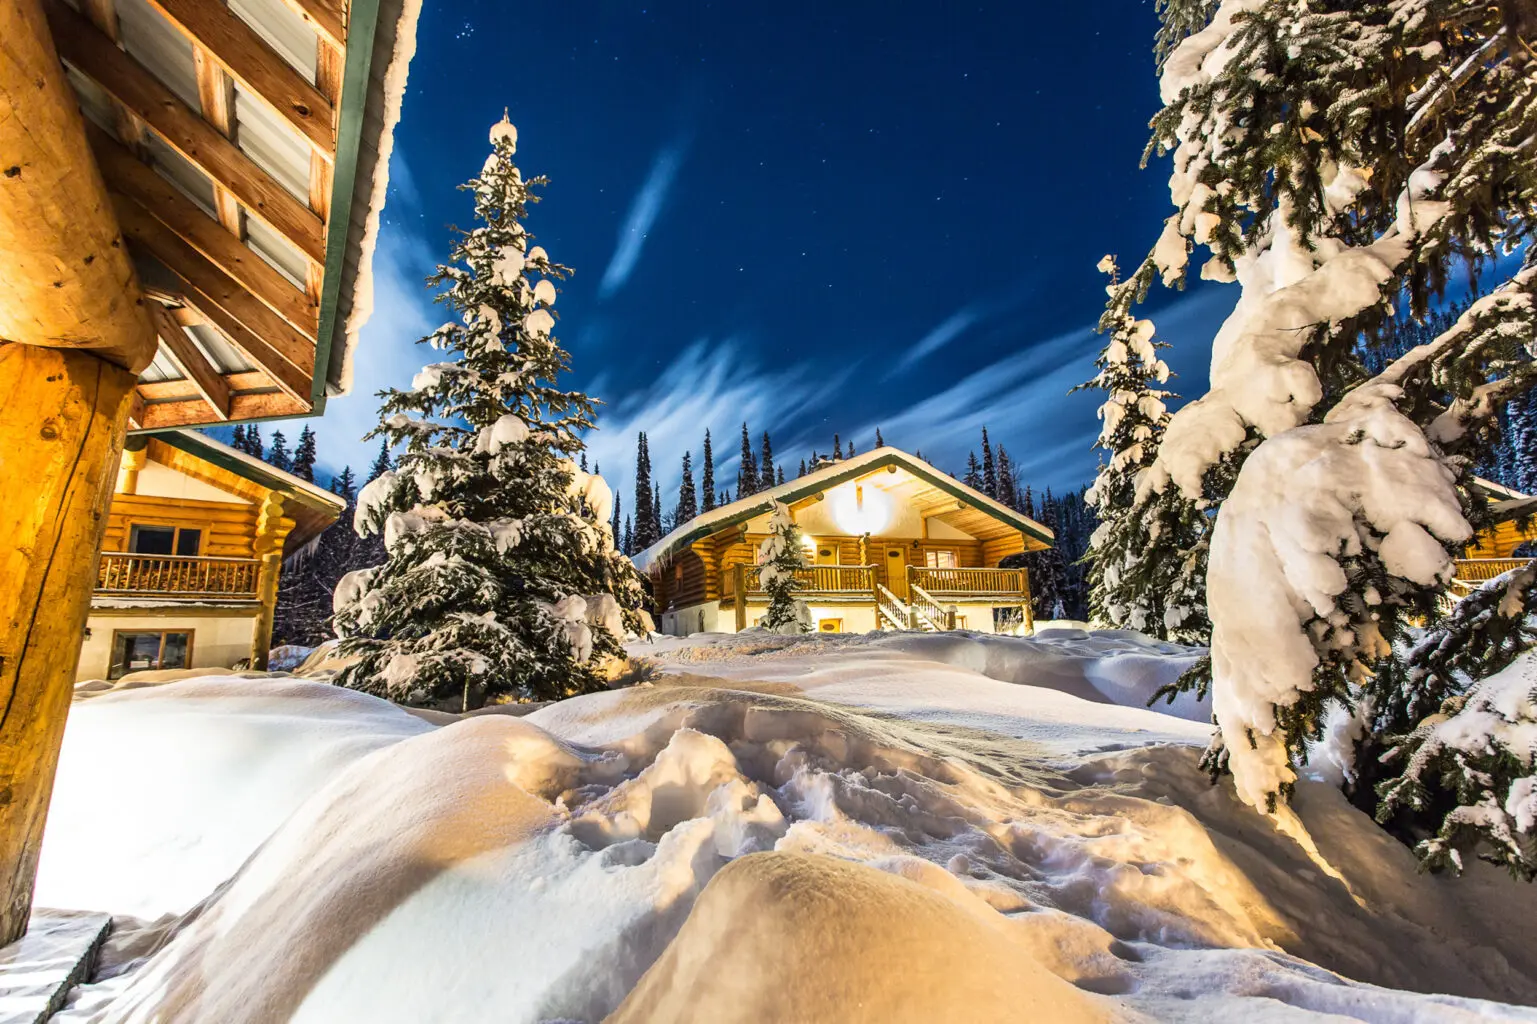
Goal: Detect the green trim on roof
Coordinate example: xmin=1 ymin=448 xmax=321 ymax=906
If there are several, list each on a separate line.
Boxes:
xmin=311 ymin=0 xmax=384 ymax=414
xmin=155 ymin=431 xmax=345 ymax=512
xmin=642 ymin=450 xmax=1054 ymax=568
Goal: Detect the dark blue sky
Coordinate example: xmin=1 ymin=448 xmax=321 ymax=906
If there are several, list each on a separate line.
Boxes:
xmin=304 ymin=0 xmax=1237 ymax=502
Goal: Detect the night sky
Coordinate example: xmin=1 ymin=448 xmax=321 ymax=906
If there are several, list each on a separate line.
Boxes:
xmin=300 ymin=1 xmax=1238 ymax=503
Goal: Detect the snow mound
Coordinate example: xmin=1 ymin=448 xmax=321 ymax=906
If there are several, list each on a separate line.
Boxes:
xmin=37 ymin=676 xmax=431 ymax=918
xmin=53 ymin=676 xmax=1537 ymax=1021
xmin=609 ymin=851 xmax=1104 ymax=1023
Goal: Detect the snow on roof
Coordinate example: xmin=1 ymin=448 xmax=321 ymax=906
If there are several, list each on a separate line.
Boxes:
xmin=1472 ymin=477 xmax=1537 ymax=524
xmin=326 ymin=0 xmax=424 ymax=400
xmin=632 ymin=446 xmax=1054 ymax=573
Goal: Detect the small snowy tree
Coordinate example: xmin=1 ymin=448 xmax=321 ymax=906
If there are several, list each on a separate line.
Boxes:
xmin=333 ymin=115 xmax=644 ymax=711
xmin=1079 ymin=256 xmax=1209 ymax=643
xmin=1128 ymin=1 xmax=1537 ymax=818
xmin=758 ymin=502 xmax=812 ymax=634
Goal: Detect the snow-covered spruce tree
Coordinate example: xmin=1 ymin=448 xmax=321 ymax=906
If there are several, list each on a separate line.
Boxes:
xmin=1133 ymin=2 xmax=1537 ymax=817
xmin=758 ymin=502 xmax=812 ymax=634
xmin=333 ymin=116 xmax=644 ymax=711
xmin=1078 ymin=256 xmax=1209 ymax=643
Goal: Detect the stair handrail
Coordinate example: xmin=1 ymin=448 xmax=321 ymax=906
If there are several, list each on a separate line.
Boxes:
xmin=908 ymin=583 xmax=953 ymax=631
xmin=874 ymin=583 xmax=911 ymax=630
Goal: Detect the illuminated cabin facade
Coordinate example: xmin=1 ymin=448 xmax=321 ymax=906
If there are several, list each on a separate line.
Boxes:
xmin=78 ymin=430 xmax=343 ymax=681
xmin=635 ymin=448 xmax=1055 ymax=636
xmin=1452 ymin=477 xmax=1537 ymax=595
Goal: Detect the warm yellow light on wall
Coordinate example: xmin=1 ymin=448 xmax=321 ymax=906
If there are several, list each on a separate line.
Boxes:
xmin=829 ymin=481 xmax=890 ymax=535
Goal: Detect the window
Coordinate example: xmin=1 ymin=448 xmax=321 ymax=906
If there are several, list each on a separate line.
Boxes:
xmin=925 ymin=549 xmax=957 ymax=569
xmin=109 ymin=630 xmax=193 ymax=679
xmin=129 ymin=524 xmax=201 ymax=556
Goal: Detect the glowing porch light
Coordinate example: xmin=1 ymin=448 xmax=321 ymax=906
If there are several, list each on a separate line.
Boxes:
xmin=829 ymin=481 xmax=890 ymax=535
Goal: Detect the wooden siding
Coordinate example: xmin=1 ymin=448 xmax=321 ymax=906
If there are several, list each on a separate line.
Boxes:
xmin=698 ymin=529 xmax=1018 ymax=606
xmin=103 ymin=493 xmax=258 ymax=557
xmin=1467 ymin=520 xmax=1537 ymax=559
xmin=981 ymin=531 xmax=1026 ymax=565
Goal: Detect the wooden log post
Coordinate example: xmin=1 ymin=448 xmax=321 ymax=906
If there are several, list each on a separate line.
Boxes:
xmin=119 ymin=442 xmax=148 ymax=495
xmin=0 ymin=0 xmax=158 ymax=945
xmin=249 ymin=494 xmax=294 ymax=669
xmin=734 ymin=564 xmax=748 ymax=633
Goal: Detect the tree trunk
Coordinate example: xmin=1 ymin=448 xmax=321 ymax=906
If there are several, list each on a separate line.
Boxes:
xmin=0 ymin=344 xmax=137 ymax=944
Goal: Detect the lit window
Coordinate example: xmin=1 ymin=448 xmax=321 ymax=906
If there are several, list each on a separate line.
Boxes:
xmin=925 ymin=550 xmax=957 ymax=568
xmin=109 ymin=630 xmax=192 ymax=679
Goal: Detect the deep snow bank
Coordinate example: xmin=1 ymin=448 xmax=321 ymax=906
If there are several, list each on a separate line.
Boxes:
xmin=46 ymin=661 xmax=1537 ymax=1022
xmin=630 ymin=628 xmax=1213 ymax=755
xmin=37 ymin=677 xmax=431 ymax=918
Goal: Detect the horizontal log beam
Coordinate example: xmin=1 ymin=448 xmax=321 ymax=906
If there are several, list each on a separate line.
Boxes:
xmin=113 ymin=196 xmax=316 ymax=390
xmin=47 ymin=0 xmax=326 ymax=264
xmin=136 ymin=369 xmax=275 ymax=401
xmin=147 ymin=300 xmax=229 ymax=420
xmin=137 ymin=391 xmax=307 ymax=429
xmin=0 ymin=0 xmax=156 ymax=371
xmin=88 ymin=125 xmax=318 ymax=336
xmin=144 ymin=0 xmax=335 ymax=160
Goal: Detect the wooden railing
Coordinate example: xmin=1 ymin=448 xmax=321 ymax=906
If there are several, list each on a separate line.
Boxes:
xmin=727 ymin=564 xmax=877 ymax=597
xmin=908 ymin=566 xmax=1026 ymax=596
xmin=874 ymin=583 xmax=911 ymax=630
xmin=1453 ymin=558 xmax=1531 ymax=584
xmin=96 ymin=552 xmax=261 ymax=598
xmin=908 ymin=584 xmax=956 ymax=631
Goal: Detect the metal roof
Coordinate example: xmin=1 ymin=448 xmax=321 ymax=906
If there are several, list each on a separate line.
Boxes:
xmin=48 ymin=0 xmax=420 ymax=429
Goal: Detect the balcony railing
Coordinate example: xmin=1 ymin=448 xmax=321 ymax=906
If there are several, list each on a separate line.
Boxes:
xmin=96 ymin=552 xmax=261 ymax=599
xmin=725 ymin=564 xmax=877 ymax=598
xmin=1451 ymin=557 xmax=1533 ymax=593
xmin=908 ymin=566 xmax=1026 ymax=596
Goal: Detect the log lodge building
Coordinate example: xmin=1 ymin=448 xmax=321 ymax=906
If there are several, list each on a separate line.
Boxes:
xmin=635 ymin=447 xmax=1055 ymax=636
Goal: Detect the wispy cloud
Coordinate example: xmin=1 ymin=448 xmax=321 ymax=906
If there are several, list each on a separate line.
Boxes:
xmin=586 ymin=339 xmax=850 ymax=510
xmin=599 ymin=142 xmax=688 ymax=300
xmin=886 ymin=306 xmax=984 ymax=377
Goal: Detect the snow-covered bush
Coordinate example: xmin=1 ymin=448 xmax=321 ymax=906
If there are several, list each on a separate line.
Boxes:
xmin=757 ymin=503 xmax=812 ymax=634
xmin=333 ymin=116 xmax=644 ymax=710
xmin=1125 ymin=0 xmax=1537 ymax=819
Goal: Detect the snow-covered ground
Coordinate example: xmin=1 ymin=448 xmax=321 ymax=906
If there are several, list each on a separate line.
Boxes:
xmin=39 ymin=630 xmax=1537 ymax=1022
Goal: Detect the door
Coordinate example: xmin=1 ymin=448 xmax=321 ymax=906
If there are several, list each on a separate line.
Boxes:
xmin=885 ymin=546 xmax=909 ymax=600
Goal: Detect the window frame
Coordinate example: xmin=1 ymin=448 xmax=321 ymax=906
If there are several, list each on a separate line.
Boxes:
xmin=107 ymin=628 xmax=195 ymax=679
xmin=925 ymin=548 xmax=958 ymax=569
xmin=126 ymin=521 xmax=203 ymax=557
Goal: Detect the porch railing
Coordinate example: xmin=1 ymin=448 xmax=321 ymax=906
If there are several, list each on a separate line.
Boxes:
xmin=96 ymin=552 xmax=262 ymax=598
xmin=908 ymin=566 xmax=1026 ymax=596
xmin=725 ymin=564 xmax=877 ymax=597
xmin=909 ymin=584 xmax=956 ymax=631
xmin=1453 ymin=558 xmax=1531 ymax=583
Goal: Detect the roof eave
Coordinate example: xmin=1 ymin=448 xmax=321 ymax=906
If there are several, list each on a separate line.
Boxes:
xmin=634 ymin=448 xmax=1054 ymax=572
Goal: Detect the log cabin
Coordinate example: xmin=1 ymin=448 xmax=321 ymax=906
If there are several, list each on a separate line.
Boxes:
xmin=78 ymin=430 xmax=344 ymax=681
xmin=635 ymin=447 xmax=1055 ymax=636
xmin=1452 ymin=477 xmax=1537 ymax=595
xmin=0 ymin=0 xmax=419 ymax=942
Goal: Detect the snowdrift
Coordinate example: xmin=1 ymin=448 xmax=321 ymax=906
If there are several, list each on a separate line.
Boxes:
xmin=40 ymin=632 xmax=1537 ymax=1022
xmin=37 ymin=677 xmax=431 ymax=918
